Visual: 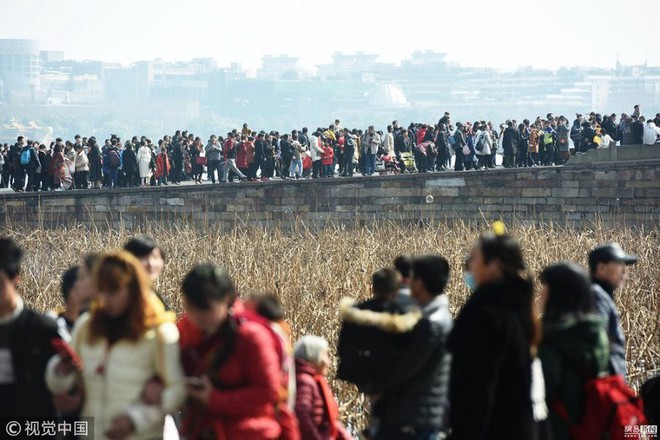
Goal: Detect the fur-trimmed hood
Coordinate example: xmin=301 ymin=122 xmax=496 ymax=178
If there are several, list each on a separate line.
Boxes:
xmin=339 ymin=298 xmax=422 ymax=333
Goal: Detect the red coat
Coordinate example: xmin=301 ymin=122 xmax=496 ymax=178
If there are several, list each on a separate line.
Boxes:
xmin=155 ymin=152 xmax=171 ymax=179
xmin=295 ymin=359 xmax=352 ymax=440
xmin=178 ymin=314 xmax=282 ymax=440
xmin=321 ymin=147 xmax=334 ymax=166
xmin=236 ymin=142 xmax=249 ymax=169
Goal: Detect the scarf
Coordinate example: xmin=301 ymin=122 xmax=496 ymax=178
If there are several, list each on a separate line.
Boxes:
xmin=314 ymin=374 xmax=339 ymax=440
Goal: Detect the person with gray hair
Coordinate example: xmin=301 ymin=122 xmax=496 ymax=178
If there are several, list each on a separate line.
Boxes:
xmin=294 ymin=336 xmax=352 ymax=440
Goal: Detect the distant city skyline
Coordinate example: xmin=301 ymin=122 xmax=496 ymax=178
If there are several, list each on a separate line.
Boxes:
xmin=2 ymin=0 xmax=659 ymax=73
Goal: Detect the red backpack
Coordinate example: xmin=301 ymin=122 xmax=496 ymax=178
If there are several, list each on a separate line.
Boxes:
xmin=554 ymin=374 xmax=647 ymax=440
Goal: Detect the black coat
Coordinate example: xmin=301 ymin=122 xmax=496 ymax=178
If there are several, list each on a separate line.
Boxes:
xmin=5 ymin=307 xmax=60 ymax=420
xmin=122 ymin=147 xmax=138 ymax=173
xmin=368 ymin=295 xmax=453 ymax=431
xmin=502 ymin=127 xmax=518 ymax=155
xmin=337 ymin=295 xmax=418 ymax=390
xmin=448 ymin=278 xmax=537 ymax=440
xmin=632 ymin=121 xmax=645 ymax=144
xmin=88 ymin=145 xmax=102 ymax=181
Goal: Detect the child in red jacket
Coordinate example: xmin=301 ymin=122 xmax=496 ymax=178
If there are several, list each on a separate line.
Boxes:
xmin=321 ymin=143 xmax=334 ymax=178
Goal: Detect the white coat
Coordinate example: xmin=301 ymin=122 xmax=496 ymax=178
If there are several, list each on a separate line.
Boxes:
xmin=308 ymin=135 xmax=324 ymax=162
xmin=136 ymin=146 xmax=153 ymax=178
xmin=46 ymin=313 xmax=186 ymax=440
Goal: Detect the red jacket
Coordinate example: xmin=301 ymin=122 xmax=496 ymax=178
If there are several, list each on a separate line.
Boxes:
xmin=155 ymin=152 xmax=170 ymax=179
xmin=236 ymin=142 xmax=249 ymax=169
xmin=295 ymin=359 xmax=352 ymax=440
xmin=178 ymin=314 xmax=282 ymax=440
xmin=321 ymin=147 xmax=334 ymax=166
xmin=416 ymin=128 xmax=427 ymax=146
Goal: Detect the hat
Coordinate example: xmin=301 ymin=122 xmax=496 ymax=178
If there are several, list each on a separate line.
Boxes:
xmin=588 ymin=243 xmax=638 ymax=269
xmin=294 ymin=336 xmax=328 ymax=365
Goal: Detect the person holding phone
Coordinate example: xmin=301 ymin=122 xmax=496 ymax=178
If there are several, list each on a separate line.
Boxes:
xmin=177 ymin=264 xmax=283 ymax=440
xmin=46 ymin=251 xmax=185 ymax=440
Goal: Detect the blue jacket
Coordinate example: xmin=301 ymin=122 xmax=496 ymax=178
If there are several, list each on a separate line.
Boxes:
xmin=591 ymin=279 xmax=627 ymax=378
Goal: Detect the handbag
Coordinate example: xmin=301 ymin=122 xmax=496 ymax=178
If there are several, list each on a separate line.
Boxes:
xmin=462 ymin=144 xmax=471 ymax=156
xmin=195 ymin=156 xmax=207 ymax=166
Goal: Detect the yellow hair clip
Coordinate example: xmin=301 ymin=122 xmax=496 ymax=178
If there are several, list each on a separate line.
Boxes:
xmin=492 ymin=220 xmax=506 ymax=237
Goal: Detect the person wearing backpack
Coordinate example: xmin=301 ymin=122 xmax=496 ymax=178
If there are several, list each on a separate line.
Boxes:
xmin=537 ymin=263 xmax=610 ymax=440
xmin=21 ymin=140 xmax=41 ymax=192
xmin=475 ymin=123 xmax=492 ymax=170
xmin=178 ymin=264 xmax=283 ymax=440
xmin=106 ymin=139 xmax=122 ymax=188
xmin=588 ymin=243 xmax=637 ymax=379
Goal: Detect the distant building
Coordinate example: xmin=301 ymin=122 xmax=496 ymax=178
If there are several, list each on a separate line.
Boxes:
xmin=258 ymin=55 xmax=300 ymax=81
xmin=0 ymin=39 xmax=40 ymax=102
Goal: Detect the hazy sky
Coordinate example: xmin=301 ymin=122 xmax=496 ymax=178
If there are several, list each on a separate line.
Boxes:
xmin=2 ymin=0 xmax=659 ymax=72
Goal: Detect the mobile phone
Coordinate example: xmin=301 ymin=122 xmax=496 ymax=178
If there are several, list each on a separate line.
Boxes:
xmin=185 ymin=377 xmax=205 ymax=389
xmin=51 ymin=338 xmax=83 ymax=371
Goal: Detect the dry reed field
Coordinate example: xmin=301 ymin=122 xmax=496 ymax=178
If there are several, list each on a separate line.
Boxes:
xmin=4 ymin=220 xmax=660 ymax=431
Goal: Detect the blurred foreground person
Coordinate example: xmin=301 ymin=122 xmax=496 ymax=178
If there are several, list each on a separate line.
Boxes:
xmin=365 ymin=256 xmax=453 ymax=440
xmin=294 ymin=335 xmax=352 ymax=440
xmin=588 ymin=243 xmax=637 ymax=379
xmin=540 ymin=261 xmax=647 ymax=440
xmin=538 ymin=263 xmax=610 ymax=440
xmin=178 ymin=264 xmax=283 ymax=440
xmin=47 ymin=251 xmax=185 ymax=440
xmin=124 ymin=236 xmax=171 ymax=311
xmin=0 ymin=238 xmax=61 ymax=424
xmin=449 ymin=230 xmax=543 ymax=440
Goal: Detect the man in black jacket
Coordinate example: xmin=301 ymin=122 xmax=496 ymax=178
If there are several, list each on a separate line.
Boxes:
xmin=502 ymin=121 xmax=518 ymax=168
xmin=0 ymin=237 xmax=61 ymax=425
xmin=11 ymin=137 xmax=26 ymax=192
xmin=632 ymin=116 xmax=645 ymax=145
xmin=367 ymin=255 xmax=453 ymax=440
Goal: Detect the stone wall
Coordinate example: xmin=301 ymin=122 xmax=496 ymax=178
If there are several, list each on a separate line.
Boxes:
xmin=566 ymin=143 xmax=660 ymax=165
xmin=1 ymin=160 xmax=659 ymax=229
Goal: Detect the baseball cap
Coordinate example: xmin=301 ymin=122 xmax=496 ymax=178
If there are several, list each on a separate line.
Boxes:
xmin=588 ymin=243 xmax=638 ymax=270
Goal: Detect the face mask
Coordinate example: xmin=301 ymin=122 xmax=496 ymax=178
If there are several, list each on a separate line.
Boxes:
xmin=463 ymin=272 xmax=477 ymax=292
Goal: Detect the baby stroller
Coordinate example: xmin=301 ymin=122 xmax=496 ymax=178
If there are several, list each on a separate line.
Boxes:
xmin=375 ymin=154 xmax=399 ymax=175
xmin=400 ymin=151 xmax=416 ymax=173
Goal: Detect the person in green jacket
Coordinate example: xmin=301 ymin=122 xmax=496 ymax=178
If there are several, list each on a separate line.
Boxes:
xmin=537 ymin=262 xmax=610 ymax=440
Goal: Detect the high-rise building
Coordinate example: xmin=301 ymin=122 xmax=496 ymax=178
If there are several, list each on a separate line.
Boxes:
xmin=0 ymin=39 xmax=40 ymax=102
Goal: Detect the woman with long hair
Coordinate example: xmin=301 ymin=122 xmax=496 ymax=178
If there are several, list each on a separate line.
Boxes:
xmin=47 ymin=251 xmax=185 ymax=440
xmin=136 ymin=141 xmax=153 ymax=188
xmin=51 ymin=144 xmax=65 ymax=191
xmin=448 ymin=227 xmax=543 ymax=440
xmin=88 ymin=138 xmax=103 ymax=189
xmin=537 ymin=262 xmax=609 ymax=440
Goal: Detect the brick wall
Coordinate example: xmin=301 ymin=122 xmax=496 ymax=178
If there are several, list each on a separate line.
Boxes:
xmin=2 ymin=160 xmax=659 ymax=229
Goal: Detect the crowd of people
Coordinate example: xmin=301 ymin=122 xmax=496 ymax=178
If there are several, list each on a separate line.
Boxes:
xmin=2 ymin=107 xmax=659 ymax=192
xmin=0 ymin=222 xmax=656 ymax=440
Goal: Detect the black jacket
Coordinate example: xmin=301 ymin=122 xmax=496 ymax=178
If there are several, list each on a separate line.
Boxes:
xmin=632 ymin=121 xmax=645 ymax=144
xmin=502 ymin=127 xmax=518 ymax=154
xmin=5 ymin=306 xmax=60 ymax=419
xmin=448 ymin=278 xmax=537 ymax=440
xmin=122 ymin=146 xmax=138 ymax=172
xmin=368 ymin=295 xmax=453 ymax=431
xmin=337 ymin=295 xmax=419 ymax=390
